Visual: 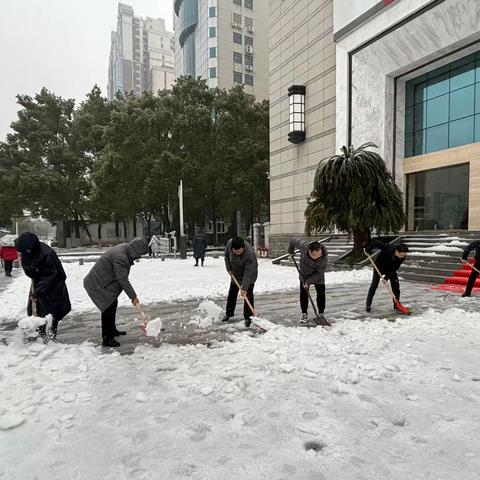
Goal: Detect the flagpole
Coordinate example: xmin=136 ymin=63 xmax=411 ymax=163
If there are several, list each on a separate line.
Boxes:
xmin=179 ymin=180 xmax=184 ymax=237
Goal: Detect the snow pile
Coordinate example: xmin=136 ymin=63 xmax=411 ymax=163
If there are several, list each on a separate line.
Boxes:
xmin=191 ymin=300 xmax=223 ymax=328
xmin=421 ymin=245 xmax=462 ymax=252
xmin=145 ymin=317 xmax=163 ymax=338
xmin=0 ymin=258 xmax=372 ymax=323
xmin=17 ymin=315 xmax=47 ymax=332
xmin=0 ymin=307 xmax=479 ymax=478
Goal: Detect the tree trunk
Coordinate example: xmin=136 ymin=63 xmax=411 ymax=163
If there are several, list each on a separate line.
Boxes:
xmin=97 ymin=223 xmax=102 ymax=240
xmin=73 ymin=214 xmax=81 ymax=239
xmin=115 ymin=216 xmax=119 ymax=238
xmin=211 ymin=186 xmax=217 ymax=246
xmin=79 ymin=214 xmax=92 ymax=244
xmin=123 ymin=221 xmax=127 ymax=239
xmin=133 ymin=216 xmax=137 ymax=237
xmin=353 ymin=229 xmax=371 ymax=255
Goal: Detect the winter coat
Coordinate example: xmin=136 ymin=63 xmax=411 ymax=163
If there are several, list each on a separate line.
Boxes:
xmin=83 ymin=239 xmax=148 ymax=312
xmin=0 ymin=246 xmax=18 ymax=261
xmin=371 ymin=240 xmax=405 ymax=275
xmin=14 ymin=232 xmax=71 ymax=321
xmin=193 ymin=233 xmax=207 ymax=259
xmin=148 ymin=235 xmax=161 ymax=255
xmin=462 ymin=240 xmax=480 ymax=261
xmin=288 ymin=238 xmax=328 ymax=285
xmin=224 ymin=239 xmax=258 ymax=289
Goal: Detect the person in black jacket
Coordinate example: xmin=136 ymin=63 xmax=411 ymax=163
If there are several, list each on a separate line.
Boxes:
xmin=288 ymin=238 xmax=328 ymax=322
xmin=15 ymin=232 xmax=71 ymax=341
xmin=461 ymin=240 xmax=480 ymax=297
xmin=193 ymin=228 xmax=207 ymax=267
xmin=221 ymin=237 xmax=258 ymax=327
xmin=366 ymin=240 xmax=409 ymax=312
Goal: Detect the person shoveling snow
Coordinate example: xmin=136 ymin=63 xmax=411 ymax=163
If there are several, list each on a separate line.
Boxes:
xmin=15 ymin=232 xmax=71 ymax=342
xmin=220 ymin=237 xmax=258 ymax=328
xmin=83 ymin=238 xmax=149 ymax=348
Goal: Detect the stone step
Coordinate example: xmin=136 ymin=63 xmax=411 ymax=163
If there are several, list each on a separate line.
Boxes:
xmin=401 ymin=265 xmax=458 ymax=278
xmin=400 ymin=271 xmax=445 ymax=284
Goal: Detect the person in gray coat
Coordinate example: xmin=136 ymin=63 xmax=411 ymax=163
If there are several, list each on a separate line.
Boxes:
xmin=221 ymin=237 xmax=258 ymax=327
xmin=288 ymin=238 xmax=328 ymax=322
xmin=83 ymin=238 xmax=148 ymax=347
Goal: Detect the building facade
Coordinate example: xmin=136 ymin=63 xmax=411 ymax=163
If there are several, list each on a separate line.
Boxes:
xmin=173 ymin=0 xmax=268 ymax=100
xmin=269 ymin=0 xmax=480 ymax=255
xmin=108 ymin=3 xmax=175 ymax=100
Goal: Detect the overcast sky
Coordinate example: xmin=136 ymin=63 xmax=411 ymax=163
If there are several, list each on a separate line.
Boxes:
xmin=0 ymin=0 xmax=174 ymax=141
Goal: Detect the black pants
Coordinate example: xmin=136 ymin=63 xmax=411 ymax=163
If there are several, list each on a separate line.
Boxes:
xmin=194 ymin=256 xmax=204 ymax=266
xmin=3 ymin=260 xmax=13 ymax=276
xmin=367 ymin=271 xmax=400 ymax=306
xmin=300 ymin=282 xmax=325 ymax=314
xmin=464 ymin=259 xmax=480 ymax=295
xmin=101 ymin=299 xmax=118 ymax=340
xmin=226 ymin=282 xmax=254 ymax=319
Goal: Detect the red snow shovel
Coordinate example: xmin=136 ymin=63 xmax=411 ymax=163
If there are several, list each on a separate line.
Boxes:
xmin=364 ymin=249 xmax=411 ymax=315
xmin=462 ymin=259 xmax=480 ymax=274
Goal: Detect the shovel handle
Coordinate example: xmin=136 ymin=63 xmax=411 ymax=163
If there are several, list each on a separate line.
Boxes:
xmin=462 ymin=259 xmax=480 ymax=274
xmin=229 ymin=272 xmax=257 ymax=317
xmin=134 ymin=302 xmax=148 ymax=326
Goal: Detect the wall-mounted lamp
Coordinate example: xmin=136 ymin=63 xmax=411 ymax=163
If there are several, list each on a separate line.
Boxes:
xmin=288 ymin=85 xmax=306 ymax=144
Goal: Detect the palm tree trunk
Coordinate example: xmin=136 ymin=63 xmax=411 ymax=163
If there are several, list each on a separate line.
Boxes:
xmin=353 ymin=229 xmax=370 ymax=255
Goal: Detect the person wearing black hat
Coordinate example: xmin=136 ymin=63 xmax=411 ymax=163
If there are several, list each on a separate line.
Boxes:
xmin=15 ymin=232 xmax=71 ymax=341
xmin=221 ymin=237 xmax=258 ymax=327
xmin=366 ymin=240 xmax=409 ymax=312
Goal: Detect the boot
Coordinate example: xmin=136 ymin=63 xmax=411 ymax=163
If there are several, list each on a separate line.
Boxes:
xmin=300 ymin=312 xmax=308 ymax=323
xmin=366 ymin=305 xmax=372 ymax=312
xmin=244 ymin=317 xmax=252 ymax=328
xmin=461 ymin=291 xmax=471 ymax=297
xmin=221 ymin=314 xmax=232 ymax=322
xmin=113 ymin=329 xmax=127 ymax=336
xmin=102 ymin=338 xmax=121 ymax=347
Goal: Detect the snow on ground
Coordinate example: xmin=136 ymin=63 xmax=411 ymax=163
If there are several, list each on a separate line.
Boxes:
xmin=0 ymin=257 xmax=371 ymax=322
xmin=1 ymin=308 xmax=480 ymax=479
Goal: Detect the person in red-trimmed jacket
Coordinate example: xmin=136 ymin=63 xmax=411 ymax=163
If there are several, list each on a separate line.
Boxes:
xmin=0 ymin=245 xmax=18 ymax=277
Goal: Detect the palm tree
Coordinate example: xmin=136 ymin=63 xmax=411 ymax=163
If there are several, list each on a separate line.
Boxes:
xmin=304 ymin=143 xmax=405 ymax=255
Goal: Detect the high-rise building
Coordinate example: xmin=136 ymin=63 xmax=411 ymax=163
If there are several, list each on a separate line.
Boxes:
xmin=173 ymin=0 xmax=268 ymax=100
xmin=108 ymin=3 xmax=175 ymax=100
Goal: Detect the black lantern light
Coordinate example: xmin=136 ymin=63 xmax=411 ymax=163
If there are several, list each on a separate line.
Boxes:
xmin=288 ymin=85 xmax=306 ymax=144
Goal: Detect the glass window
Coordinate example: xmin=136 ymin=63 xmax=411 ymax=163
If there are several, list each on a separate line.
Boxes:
xmin=450 ymin=62 xmax=475 ymax=91
xmin=233 ymin=71 xmax=242 ymax=84
xmin=449 ymin=116 xmax=474 ymax=147
xmin=209 ymin=6 xmax=216 ymax=17
xmin=406 ymin=164 xmax=469 ymax=231
xmin=233 ymin=52 xmax=242 ymax=63
xmin=209 ymin=47 xmax=216 ymax=58
xmin=244 ymin=35 xmax=254 ymax=46
xmin=449 ymin=85 xmax=474 ymax=120
xmin=209 ymin=67 xmax=216 ymax=79
xmin=245 ymin=54 xmax=253 ymax=67
xmin=425 ymin=123 xmax=448 ymax=153
xmin=426 ymin=94 xmax=449 ymax=127
xmin=245 ymin=0 xmax=253 ymax=8
xmin=426 ymin=73 xmax=449 ymax=100
xmin=233 ymin=0 xmax=242 ymax=5
xmin=233 ymin=32 xmax=242 ymax=44
xmin=245 ymin=74 xmax=253 ymax=86
xmin=475 ymin=114 xmax=480 ymax=142
xmin=209 ymin=27 xmax=216 ymax=38
xmin=405 ymin=51 xmax=480 ymax=157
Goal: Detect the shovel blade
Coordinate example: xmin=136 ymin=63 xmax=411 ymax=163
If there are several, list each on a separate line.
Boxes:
xmin=394 ymin=298 xmax=412 ymax=315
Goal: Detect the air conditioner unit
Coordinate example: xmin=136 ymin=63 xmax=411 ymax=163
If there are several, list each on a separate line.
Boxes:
xmin=248 ymin=26 xmax=254 ymax=33
xmin=245 ymin=65 xmax=253 ymax=71
xmin=246 ymin=45 xmax=253 ymax=54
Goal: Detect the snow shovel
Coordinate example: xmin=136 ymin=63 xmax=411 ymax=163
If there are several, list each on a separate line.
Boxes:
xmin=135 ymin=302 xmax=149 ymax=333
xmin=290 ymin=255 xmax=331 ymax=326
xmin=363 ymin=249 xmax=411 ymax=315
xmin=462 ymin=259 xmax=480 ymax=274
xmin=228 ymin=272 xmax=271 ymax=331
